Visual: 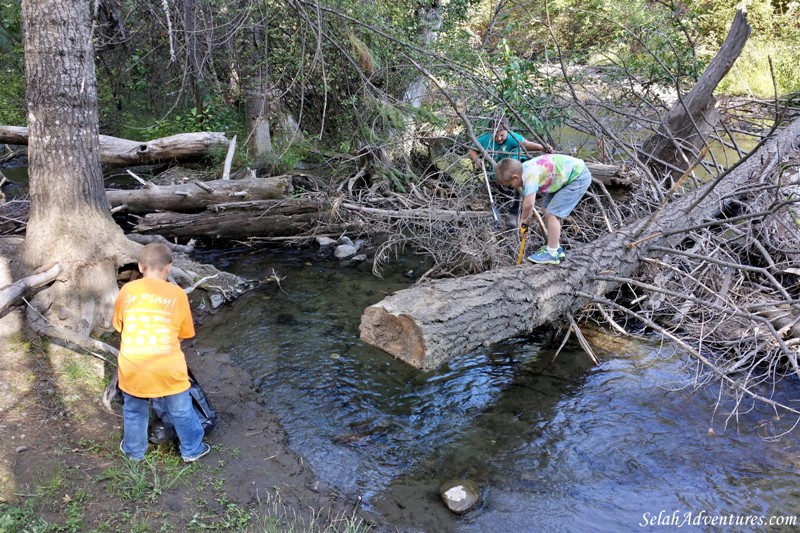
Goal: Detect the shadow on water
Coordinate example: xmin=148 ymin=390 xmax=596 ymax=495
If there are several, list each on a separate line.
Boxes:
xmin=194 ymin=246 xmax=800 ymax=532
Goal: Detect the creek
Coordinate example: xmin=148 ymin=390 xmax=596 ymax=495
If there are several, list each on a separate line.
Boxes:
xmin=192 ymin=246 xmax=800 ymax=532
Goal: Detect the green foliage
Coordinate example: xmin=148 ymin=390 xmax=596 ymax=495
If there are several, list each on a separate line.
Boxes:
xmin=140 ymin=96 xmax=242 ymax=140
xmin=718 ymin=37 xmax=800 ymax=97
xmin=0 ymin=502 xmax=48 ymax=533
xmin=0 ymin=69 xmax=24 ymax=124
xmin=0 ymin=0 xmax=20 ymax=53
xmin=0 ymin=0 xmax=23 ymax=125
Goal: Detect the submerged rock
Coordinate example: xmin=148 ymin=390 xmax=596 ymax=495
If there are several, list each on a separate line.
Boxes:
xmin=439 ymin=479 xmax=480 ymax=514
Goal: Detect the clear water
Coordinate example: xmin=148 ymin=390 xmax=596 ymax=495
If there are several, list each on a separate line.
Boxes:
xmin=193 ymin=246 xmax=800 ymax=532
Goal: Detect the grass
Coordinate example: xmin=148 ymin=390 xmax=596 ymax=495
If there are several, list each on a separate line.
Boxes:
xmin=99 ymin=450 xmax=194 ymax=502
xmin=717 ymin=38 xmax=800 ymax=98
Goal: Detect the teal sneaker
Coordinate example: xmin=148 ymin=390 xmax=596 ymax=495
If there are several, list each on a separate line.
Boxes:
xmin=557 ymin=246 xmax=565 ymax=259
xmin=527 ymin=246 xmax=561 ymax=265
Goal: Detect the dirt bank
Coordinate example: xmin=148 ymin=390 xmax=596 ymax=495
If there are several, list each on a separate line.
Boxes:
xmin=0 ymin=331 xmax=390 ymax=531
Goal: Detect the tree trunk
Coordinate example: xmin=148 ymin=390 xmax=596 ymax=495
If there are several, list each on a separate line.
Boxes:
xmin=640 ymin=10 xmax=751 ymax=181
xmin=242 ymin=15 xmax=273 ymax=158
xmin=21 ymin=0 xmax=134 ymax=335
xmin=359 ymin=116 xmax=800 ymax=370
xmin=402 ymin=1 xmax=442 ymax=109
xmin=106 ymin=176 xmax=293 ymax=214
xmin=0 ymin=126 xmax=230 ymax=167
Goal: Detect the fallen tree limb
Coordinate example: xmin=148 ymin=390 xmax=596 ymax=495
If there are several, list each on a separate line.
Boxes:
xmin=359 ymin=116 xmax=800 ymax=369
xmin=0 ymin=126 xmax=229 ymax=167
xmin=341 ymin=202 xmax=492 ymax=221
xmin=106 ymin=176 xmax=293 ymax=214
xmin=0 ymin=263 xmax=61 ymax=313
xmin=132 ymin=198 xmax=347 ymax=240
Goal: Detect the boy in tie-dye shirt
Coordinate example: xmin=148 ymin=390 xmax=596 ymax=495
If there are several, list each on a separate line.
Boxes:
xmin=495 ymin=154 xmax=592 ymax=264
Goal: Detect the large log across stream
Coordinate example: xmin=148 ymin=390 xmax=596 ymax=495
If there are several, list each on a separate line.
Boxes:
xmin=359 ymin=117 xmax=800 ymax=370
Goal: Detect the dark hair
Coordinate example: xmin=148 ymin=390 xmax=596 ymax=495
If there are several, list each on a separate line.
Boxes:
xmin=489 ymin=116 xmax=511 ymax=132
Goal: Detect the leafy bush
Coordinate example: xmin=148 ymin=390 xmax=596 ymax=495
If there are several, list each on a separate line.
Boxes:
xmin=139 ymin=96 xmax=242 ymax=140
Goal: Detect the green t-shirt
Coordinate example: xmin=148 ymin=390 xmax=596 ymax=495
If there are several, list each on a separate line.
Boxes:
xmin=473 ymin=131 xmax=527 ymax=166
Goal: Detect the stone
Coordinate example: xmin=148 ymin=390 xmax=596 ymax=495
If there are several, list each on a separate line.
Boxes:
xmin=439 ymin=479 xmax=480 ymax=515
xmin=316 ymin=236 xmax=337 ymax=247
xmin=209 ymin=293 xmax=225 ymax=309
xmin=336 ymin=235 xmax=353 ymax=246
xmin=352 ymin=254 xmax=367 ymax=262
xmin=334 ymin=244 xmax=357 ymax=258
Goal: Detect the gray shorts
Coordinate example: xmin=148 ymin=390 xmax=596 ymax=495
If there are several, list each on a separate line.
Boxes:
xmin=542 ymin=166 xmax=592 ymax=218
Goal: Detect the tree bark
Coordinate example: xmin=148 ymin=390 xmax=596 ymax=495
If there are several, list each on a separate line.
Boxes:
xmin=640 ymin=10 xmax=751 ymax=180
xmin=21 ymin=0 xmax=133 ymax=336
xmin=106 ymin=176 xmax=293 ymax=214
xmin=0 ymin=126 xmax=229 ymax=167
xmin=359 ymin=116 xmax=800 ymax=370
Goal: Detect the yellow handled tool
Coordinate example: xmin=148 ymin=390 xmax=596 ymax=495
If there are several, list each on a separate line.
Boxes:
xmin=516 ymin=224 xmax=528 ymax=265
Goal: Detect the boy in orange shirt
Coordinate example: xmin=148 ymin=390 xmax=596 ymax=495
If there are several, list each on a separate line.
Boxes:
xmin=113 ymin=243 xmax=210 ymax=462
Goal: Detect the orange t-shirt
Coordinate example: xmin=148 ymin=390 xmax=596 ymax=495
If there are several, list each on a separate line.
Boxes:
xmin=113 ymin=277 xmax=196 ymax=398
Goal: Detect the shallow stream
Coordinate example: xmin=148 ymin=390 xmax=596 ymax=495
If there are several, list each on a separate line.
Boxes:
xmin=193 ymin=246 xmax=800 ymax=532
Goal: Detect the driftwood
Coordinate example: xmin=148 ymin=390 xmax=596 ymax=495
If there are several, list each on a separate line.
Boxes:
xmin=640 ymin=10 xmax=751 ymax=178
xmin=132 ymin=199 xmax=342 ymax=240
xmin=0 ymin=262 xmax=61 ymax=313
xmin=106 ymin=176 xmax=293 ymax=214
xmin=359 ymin=116 xmax=800 ymax=370
xmin=585 ymin=162 xmax=639 ymax=189
xmin=0 ymin=126 xmax=229 ymax=167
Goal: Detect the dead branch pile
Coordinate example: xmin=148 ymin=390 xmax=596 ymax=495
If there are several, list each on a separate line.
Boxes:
xmin=560 ymin=83 xmax=800 ymax=427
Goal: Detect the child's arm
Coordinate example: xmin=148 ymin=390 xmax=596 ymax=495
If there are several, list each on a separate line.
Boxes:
xmin=520 ymin=192 xmax=537 ymax=228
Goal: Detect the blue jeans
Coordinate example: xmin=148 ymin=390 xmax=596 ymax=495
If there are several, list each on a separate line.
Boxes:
xmin=121 ymin=390 xmax=205 ymax=461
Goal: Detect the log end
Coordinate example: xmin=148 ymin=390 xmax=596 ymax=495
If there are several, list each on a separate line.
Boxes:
xmin=360 ymin=305 xmax=427 ymax=369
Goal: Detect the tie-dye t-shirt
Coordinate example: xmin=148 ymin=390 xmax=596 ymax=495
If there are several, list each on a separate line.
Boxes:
xmin=521 ymin=154 xmax=586 ymax=196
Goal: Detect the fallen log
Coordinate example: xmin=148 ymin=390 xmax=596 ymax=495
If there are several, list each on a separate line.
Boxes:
xmin=585 ymin=162 xmax=639 ymax=189
xmin=359 ymin=116 xmax=800 ymax=369
xmin=0 ymin=126 xmax=229 ymax=167
xmin=107 ymin=176 xmax=293 ymax=214
xmin=132 ymin=198 xmax=341 ymax=240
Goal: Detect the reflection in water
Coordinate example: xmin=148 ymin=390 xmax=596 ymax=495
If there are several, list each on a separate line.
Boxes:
xmin=194 ymin=242 xmax=800 ymax=531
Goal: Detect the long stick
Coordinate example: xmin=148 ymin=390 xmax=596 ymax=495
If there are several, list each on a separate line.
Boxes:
xmin=481 ymin=165 xmax=501 ymax=227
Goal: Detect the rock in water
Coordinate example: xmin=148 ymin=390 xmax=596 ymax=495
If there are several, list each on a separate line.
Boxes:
xmin=334 ymin=244 xmax=358 ymax=258
xmin=439 ymin=479 xmax=480 ymax=514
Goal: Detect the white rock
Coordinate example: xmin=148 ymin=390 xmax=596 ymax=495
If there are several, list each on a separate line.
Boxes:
xmin=334 ymin=244 xmax=358 ymax=258
xmin=316 ymin=236 xmax=337 ymax=247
